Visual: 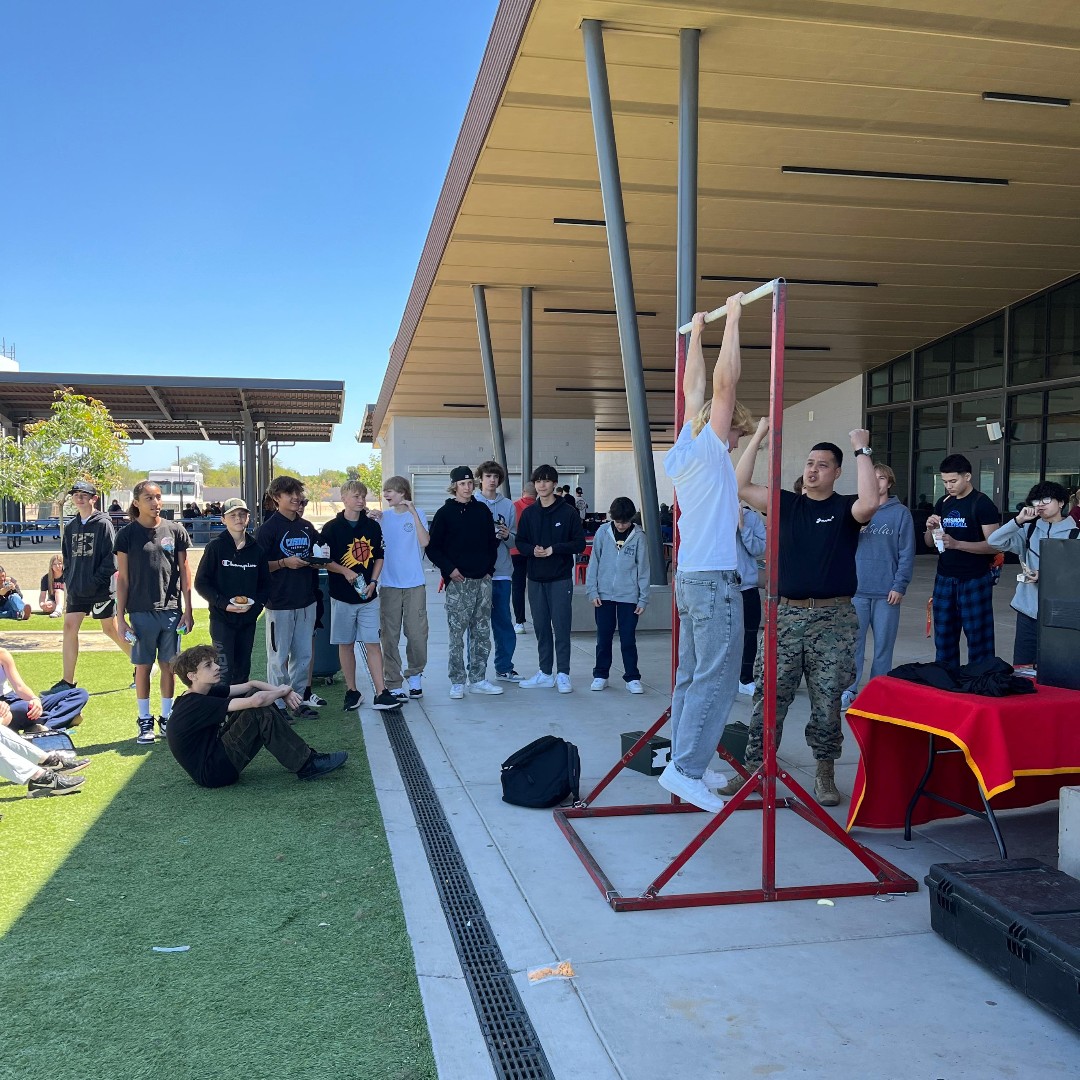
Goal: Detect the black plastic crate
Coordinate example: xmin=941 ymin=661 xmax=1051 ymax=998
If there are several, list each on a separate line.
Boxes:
xmin=926 ymin=859 xmax=1080 ymax=1030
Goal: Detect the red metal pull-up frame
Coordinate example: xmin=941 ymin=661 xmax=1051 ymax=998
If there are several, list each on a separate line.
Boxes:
xmin=553 ymin=279 xmax=918 ymax=910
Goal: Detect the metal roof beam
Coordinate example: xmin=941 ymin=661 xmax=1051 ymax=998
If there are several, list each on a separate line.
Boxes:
xmin=146 ymin=386 xmax=175 ymax=421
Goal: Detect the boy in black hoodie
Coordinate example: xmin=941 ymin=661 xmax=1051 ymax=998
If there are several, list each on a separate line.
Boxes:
xmin=425 ymin=466 xmax=502 ymax=699
xmin=195 ymin=498 xmax=271 ymax=685
xmin=515 ymin=464 xmax=586 ymax=692
xmin=48 ymin=479 xmax=133 ymax=694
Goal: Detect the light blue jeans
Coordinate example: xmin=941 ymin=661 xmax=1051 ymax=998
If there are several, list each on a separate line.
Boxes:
xmin=670 ymin=569 xmax=743 ymax=778
xmin=847 ymin=594 xmax=902 ymax=694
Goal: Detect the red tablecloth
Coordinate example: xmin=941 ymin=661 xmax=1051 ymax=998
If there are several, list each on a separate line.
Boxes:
xmin=846 ymin=675 xmax=1080 ymax=830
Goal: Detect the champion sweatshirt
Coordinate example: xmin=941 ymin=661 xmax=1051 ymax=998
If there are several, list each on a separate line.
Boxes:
xmin=195 ymin=530 xmax=271 ymax=624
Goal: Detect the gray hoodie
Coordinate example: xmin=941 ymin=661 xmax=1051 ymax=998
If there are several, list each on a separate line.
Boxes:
xmin=988 ymin=515 xmax=1079 ymax=619
xmin=585 ymin=521 xmax=650 ymax=608
xmin=473 ymin=491 xmax=516 ymax=579
xmin=736 ymin=507 xmax=765 ymax=590
xmin=854 ymin=497 xmax=916 ymax=598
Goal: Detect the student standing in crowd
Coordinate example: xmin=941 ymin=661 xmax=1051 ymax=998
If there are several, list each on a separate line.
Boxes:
xmin=38 ymin=555 xmax=65 ymax=617
xmin=924 ymin=454 xmax=1001 ymax=668
xmin=425 ymin=466 xmax=502 ymax=699
xmin=322 ymin=481 xmax=396 ymax=711
xmin=585 ymin=496 xmax=649 ymax=693
xmin=660 ymin=300 xmax=749 ymax=812
xmin=194 ymin=498 xmax=270 ymax=685
xmin=510 ymin=481 xmax=536 ymax=633
xmin=256 ymin=476 xmax=321 ymax=720
xmin=730 ymin=424 xmax=880 ymax=806
xmin=988 ymin=481 xmax=1078 ymax=667
xmin=378 ymin=475 xmax=430 ymax=702
xmin=735 ymin=503 xmax=766 ymax=696
xmin=473 ymin=460 xmax=520 ymax=683
xmin=574 ymin=488 xmax=589 ymax=519
xmin=841 ymin=463 xmax=915 ymax=710
xmin=48 ymin=480 xmax=132 ymax=695
xmin=115 ymin=481 xmax=194 ymax=744
xmin=296 ymin=496 xmax=327 ymax=711
xmin=516 ymin=464 xmax=586 ymax=694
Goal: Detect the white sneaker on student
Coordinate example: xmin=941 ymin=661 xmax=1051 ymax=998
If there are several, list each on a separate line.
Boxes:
xmin=470 ymin=680 xmax=504 ymax=695
xmin=449 ymin=684 xmax=465 ymax=700
xmin=519 ymin=671 xmax=555 ymax=689
xmin=513 ymin=622 xmax=526 ymax=634
xmin=626 ymin=680 xmax=644 ymax=694
xmin=590 ymin=678 xmax=607 ymax=691
xmin=556 ymin=673 xmax=573 ymax=694
xmin=738 ymin=681 xmax=755 ymax=696
xmin=702 ymin=766 xmax=730 ymax=790
xmin=658 ymin=762 xmax=727 ymax=813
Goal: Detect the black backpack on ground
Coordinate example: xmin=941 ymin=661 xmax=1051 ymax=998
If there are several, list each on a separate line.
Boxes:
xmin=500 ymin=736 xmax=581 ymax=808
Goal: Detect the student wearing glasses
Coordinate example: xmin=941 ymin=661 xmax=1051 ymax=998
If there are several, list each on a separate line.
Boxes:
xmin=988 ymin=482 xmax=1078 ymax=667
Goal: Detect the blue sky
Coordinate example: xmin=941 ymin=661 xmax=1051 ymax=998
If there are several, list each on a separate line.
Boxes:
xmin=3 ymin=1 xmax=500 ymax=475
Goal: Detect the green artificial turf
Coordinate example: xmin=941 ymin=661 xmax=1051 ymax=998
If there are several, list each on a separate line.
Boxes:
xmin=0 ymin=620 xmax=437 ymax=1080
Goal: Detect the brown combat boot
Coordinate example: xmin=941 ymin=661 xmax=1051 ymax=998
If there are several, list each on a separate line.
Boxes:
xmin=814 ymin=759 xmax=841 ymax=807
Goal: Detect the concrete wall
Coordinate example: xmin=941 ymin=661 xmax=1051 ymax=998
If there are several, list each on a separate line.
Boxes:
xmin=380 ymin=415 xmax=596 ymax=503
xmin=595 ymin=451 xmax=674 ymax=514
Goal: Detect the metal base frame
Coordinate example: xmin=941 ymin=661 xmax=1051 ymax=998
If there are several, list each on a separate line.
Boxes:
xmin=554 ymin=280 xmax=918 ymax=911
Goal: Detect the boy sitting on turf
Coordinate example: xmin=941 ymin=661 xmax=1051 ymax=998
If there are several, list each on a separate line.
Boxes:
xmin=167 ymin=644 xmax=347 ymax=788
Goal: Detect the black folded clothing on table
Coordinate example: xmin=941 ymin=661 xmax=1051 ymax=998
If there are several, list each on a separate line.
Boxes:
xmin=887 ymin=657 xmax=1036 ymax=697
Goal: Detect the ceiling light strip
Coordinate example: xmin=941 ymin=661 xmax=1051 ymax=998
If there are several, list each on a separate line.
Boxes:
xmin=701 ymin=275 xmax=878 ymax=288
xmin=553 ymin=217 xmax=606 ymax=227
xmin=544 ymin=307 xmax=657 ymax=317
xmin=782 ymin=165 xmax=1008 ymax=186
xmin=983 ymin=91 xmax=1070 ymax=107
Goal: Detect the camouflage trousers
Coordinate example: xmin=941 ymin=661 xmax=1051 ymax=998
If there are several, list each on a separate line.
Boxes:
xmin=445 ymin=576 xmax=493 ymax=685
xmin=744 ymin=601 xmax=858 ymax=767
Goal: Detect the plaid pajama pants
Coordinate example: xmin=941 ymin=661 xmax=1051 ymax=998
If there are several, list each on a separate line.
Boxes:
xmin=932 ymin=572 xmax=996 ymax=669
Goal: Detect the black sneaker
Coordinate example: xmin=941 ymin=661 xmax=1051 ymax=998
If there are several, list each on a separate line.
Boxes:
xmin=371 ymin=690 xmax=400 ymax=711
xmin=46 ymin=678 xmax=77 ymax=695
xmin=409 ymin=686 xmax=423 ymax=699
xmin=290 ymin=704 xmax=319 ymax=721
xmin=157 ymin=716 xmax=169 ymax=738
xmin=343 ymin=689 xmax=362 ymax=711
xmin=136 ymin=717 xmax=156 ymax=744
xmin=389 ymin=688 xmax=410 ymax=704
xmin=296 ymin=750 xmax=348 ymax=780
xmin=303 ymin=689 xmax=327 ymax=708
xmin=27 ymin=768 xmax=85 ymax=798
xmin=40 ymin=751 xmax=91 ymax=773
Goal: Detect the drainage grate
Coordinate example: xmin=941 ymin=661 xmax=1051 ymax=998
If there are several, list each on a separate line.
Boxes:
xmin=381 ymin=708 xmax=555 ymax=1080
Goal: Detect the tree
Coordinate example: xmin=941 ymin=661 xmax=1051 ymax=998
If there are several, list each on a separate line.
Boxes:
xmin=354 ymin=452 xmax=382 ymax=497
xmin=205 ymin=462 xmax=241 ymax=486
xmin=0 ymin=390 xmax=129 ymax=505
xmin=156 ymin=451 xmax=214 ymax=474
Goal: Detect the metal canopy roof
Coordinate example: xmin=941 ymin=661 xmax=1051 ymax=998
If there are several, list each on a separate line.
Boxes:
xmin=375 ymin=0 xmax=1080 ymax=449
xmin=0 ymin=372 xmax=346 ymax=443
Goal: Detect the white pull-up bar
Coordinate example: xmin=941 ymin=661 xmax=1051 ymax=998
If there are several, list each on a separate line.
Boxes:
xmin=677 ymin=278 xmax=780 ymax=334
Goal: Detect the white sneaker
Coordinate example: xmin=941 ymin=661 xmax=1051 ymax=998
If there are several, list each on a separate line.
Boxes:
xmin=449 ymin=684 xmax=465 ymax=700
xmin=738 ymin=681 xmax=755 ymax=696
xmin=702 ymin=766 xmax=730 ymax=790
xmin=556 ymin=673 xmax=573 ymax=694
xmin=519 ymin=671 xmax=555 ymax=689
xmin=626 ymin=680 xmax=644 ymax=694
xmin=513 ymin=622 xmax=526 ymax=635
xmin=590 ymin=678 xmax=607 ymax=691
xmin=657 ymin=762 xmax=727 ymax=813
xmin=469 ymin=679 xmax=504 ymax=695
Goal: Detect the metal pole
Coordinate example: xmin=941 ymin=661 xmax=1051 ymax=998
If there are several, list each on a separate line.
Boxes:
xmin=581 ymin=18 xmax=665 ymax=585
xmin=521 ymin=285 xmax=534 ymax=488
xmin=473 ymin=284 xmax=512 ymax=499
xmin=676 ymin=28 xmax=699 ymax=333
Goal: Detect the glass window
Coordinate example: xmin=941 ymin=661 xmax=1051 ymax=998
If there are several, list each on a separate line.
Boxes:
xmin=868 ymin=411 xmax=888 ymax=457
xmin=1047 ymin=385 xmax=1080 ymax=441
xmin=892 ymin=355 xmax=911 ymax=402
xmin=1008 ymin=391 xmax=1044 ymax=443
xmin=916 ymin=341 xmax=950 ymax=399
xmin=953 ymin=316 xmax=1004 ymax=393
xmin=1045 ymin=441 xmax=1080 ymax=502
xmin=1006 ymin=444 xmax=1041 ymax=512
xmin=915 ymin=405 xmax=948 ymax=450
xmin=951 ymin=395 xmax=1004 ymax=451
xmin=1009 ymin=295 xmax=1047 ymax=384
xmin=1048 ymin=281 xmax=1080 ymax=379
xmin=914 ymin=453 xmax=945 ymax=510
xmin=868 ymin=367 xmax=889 ymax=406
xmin=157 ymin=481 xmax=172 ymax=495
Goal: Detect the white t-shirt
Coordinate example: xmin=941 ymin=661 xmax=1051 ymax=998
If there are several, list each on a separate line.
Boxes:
xmin=379 ymin=507 xmax=429 ymax=589
xmin=663 ymin=421 xmax=739 ymax=572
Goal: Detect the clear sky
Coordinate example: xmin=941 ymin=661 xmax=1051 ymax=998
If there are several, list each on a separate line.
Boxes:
xmin=3 ymin=1 xmax=500 ymax=475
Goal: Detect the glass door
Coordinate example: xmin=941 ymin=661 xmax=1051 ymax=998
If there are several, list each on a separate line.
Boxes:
xmin=968 ymin=450 xmax=1003 ymax=513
